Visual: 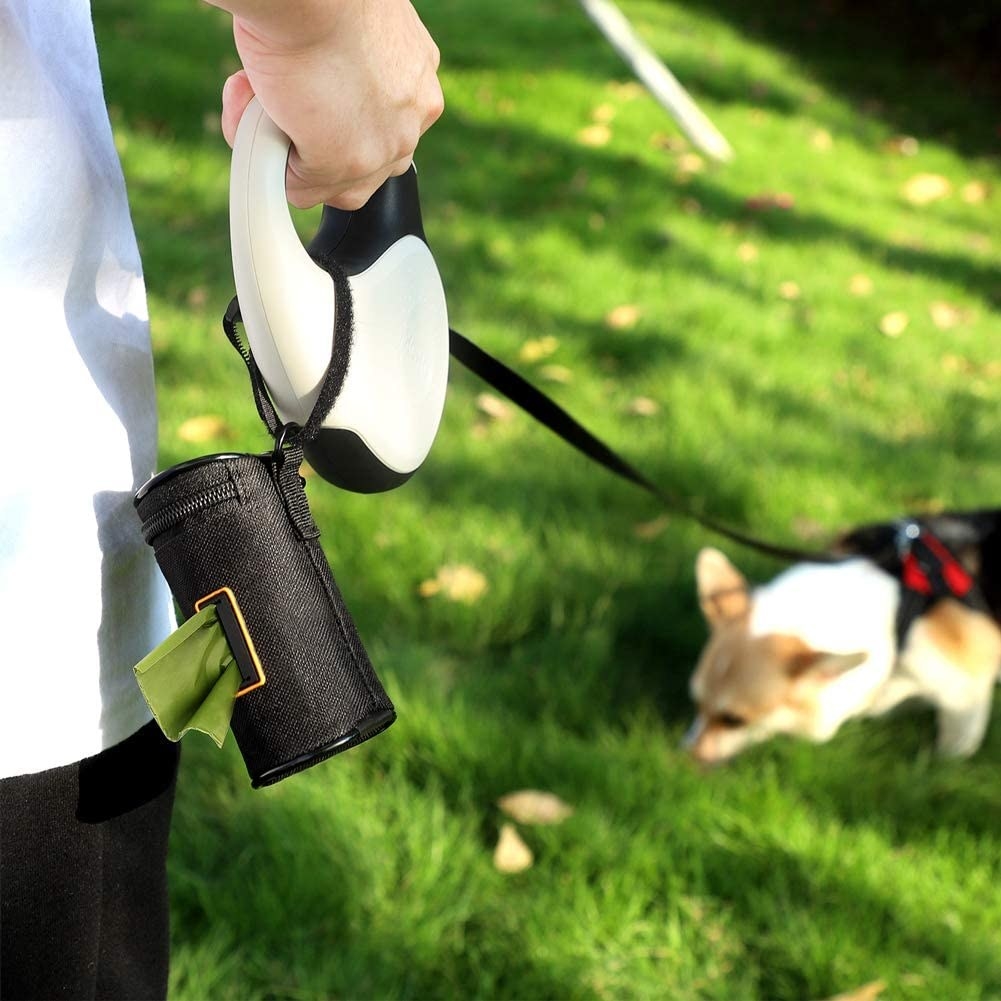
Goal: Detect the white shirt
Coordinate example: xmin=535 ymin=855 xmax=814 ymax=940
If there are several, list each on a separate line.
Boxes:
xmin=0 ymin=0 xmax=174 ymax=777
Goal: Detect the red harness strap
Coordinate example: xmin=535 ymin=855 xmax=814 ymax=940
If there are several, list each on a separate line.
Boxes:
xmin=895 ymin=521 xmax=985 ymax=647
xmin=899 ymin=524 xmax=975 ymax=600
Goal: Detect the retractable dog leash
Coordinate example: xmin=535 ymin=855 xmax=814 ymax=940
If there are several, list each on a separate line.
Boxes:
xmin=133 ymin=100 xmax=991 ymax=787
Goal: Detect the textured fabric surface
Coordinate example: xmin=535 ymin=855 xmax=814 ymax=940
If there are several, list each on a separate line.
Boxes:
xmin=0 ymin=722 xmax=179 ymax=1000
xmin=0 ymin=0 xmax=173 ymax=777
xmin=135 ymin=450 xmax=394 ymax=786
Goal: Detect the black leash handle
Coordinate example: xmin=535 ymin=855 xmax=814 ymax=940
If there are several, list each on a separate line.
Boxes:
xmin=449 ymin=327 xmax=839 ymax=565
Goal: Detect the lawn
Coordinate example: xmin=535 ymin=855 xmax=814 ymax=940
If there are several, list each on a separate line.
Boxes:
xmin=93 ymin=1 xmax=1001 ymax=998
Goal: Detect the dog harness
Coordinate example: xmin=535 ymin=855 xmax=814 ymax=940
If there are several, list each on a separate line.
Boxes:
xmin=892 ymin=520 xmax=989 ymax=646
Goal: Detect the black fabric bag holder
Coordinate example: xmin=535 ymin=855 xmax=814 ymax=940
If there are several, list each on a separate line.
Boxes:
xmin=134 ymin=283 xmax=394 ymax=787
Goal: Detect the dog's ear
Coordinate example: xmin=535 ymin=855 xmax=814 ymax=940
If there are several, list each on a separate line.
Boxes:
xmin=788 ymin=649 xmax=868 ymax=680
xmin=696 ymin=548 xmax=749 ymax=626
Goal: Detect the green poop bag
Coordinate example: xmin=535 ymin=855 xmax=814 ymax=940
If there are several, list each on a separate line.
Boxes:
xmin=134 ymin=605 xmax=242 ymax=747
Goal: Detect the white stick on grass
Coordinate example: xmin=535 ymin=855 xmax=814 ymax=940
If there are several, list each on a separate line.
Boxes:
xmin=578 ymin=0 xmax=734 ymax=162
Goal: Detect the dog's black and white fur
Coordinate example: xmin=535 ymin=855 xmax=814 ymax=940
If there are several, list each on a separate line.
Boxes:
xmin=685 ymin=511 xmax=1001 ymax=764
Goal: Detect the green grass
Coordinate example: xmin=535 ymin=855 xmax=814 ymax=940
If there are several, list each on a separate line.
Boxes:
xmin=93 ymin=1 xmax=1001 ymax=997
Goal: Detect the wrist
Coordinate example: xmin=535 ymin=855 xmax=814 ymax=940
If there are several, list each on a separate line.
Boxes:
xmin=205 ymin=0 xmax=353 ymax=54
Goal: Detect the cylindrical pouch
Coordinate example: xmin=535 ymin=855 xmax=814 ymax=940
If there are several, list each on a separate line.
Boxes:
xmin=134 ymin=444 xmax=395 ymax=787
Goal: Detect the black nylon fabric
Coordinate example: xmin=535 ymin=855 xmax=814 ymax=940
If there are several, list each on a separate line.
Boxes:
xmin=134 ymin=449 xmax=394 ymax=787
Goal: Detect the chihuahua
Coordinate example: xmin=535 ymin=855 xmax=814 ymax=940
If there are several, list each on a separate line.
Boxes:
xmin=685 ymin=513 xmax=1001 ymax=764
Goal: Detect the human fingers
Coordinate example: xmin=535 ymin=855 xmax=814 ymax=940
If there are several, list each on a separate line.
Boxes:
xmin=285 ymin=154 xmax=415 ymax=212
xmin=220 ymin=70 xmax=256 ymax=148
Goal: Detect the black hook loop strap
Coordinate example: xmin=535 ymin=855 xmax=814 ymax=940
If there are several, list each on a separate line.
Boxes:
xmin=222 ymin=258 xmax=355 ymax=451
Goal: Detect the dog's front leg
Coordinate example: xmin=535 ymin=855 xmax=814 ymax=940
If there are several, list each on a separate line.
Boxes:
xmin=936 ymin=695 xmax=994 ymax=758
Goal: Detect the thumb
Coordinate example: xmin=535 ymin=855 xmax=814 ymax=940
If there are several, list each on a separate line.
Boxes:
xmin=220 ymin=70 xmax=256 ymax=148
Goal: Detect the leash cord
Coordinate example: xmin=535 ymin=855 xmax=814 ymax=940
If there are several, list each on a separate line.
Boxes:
xmin=448 ymin=327 xmax=840 ymax=564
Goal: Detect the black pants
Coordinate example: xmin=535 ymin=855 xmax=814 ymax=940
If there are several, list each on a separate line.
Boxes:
xmin=0 ymin=723 xmax=180 ymax=1001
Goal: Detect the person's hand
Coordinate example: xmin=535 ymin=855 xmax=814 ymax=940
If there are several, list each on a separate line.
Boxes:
xmin=208 ymin=0 xmax=444 ymax=210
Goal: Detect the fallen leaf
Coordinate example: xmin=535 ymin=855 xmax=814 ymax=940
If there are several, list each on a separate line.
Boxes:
xmin=962 ymin=180 xmax=989 ymax=204
xmin=476 ymin=393 xmax=512 ymax=421
xmin=677 ymin=153 xmax=704 ymax=175
xmin=605 ymin=304 xmax=642 ymax=330
xmin=519 ymin=336 xmax=559 ymax=363
xmin=578 ymin=124 xmax=612 ymax=148
xmin=607 ymin=80 xmax=645 ymax=101
xmin=493 ymin=823 xmax=534 ymax=873
xmin=744 ymin=192 xmax=795 ymax=211
xmin=879 ymin=311 xmax=909 ymax=337
xmin=539 ymin=364 xmax=573 ymax=384
xmin=680 ymin=197 xmax=702 ymax=215
xmin=820 ymin=980 xmax=886 ymax=1001
xmin=849 ymin=274 xmax=874 ymax=296
xmin=902 ymin=173 xmax=951 ymax=205
xmin=737 ymin=242 xmax=759 ymax=262
xmin=177 ymin=414 xmax=230 ymax=443
xmin=929 ymin=301 xmax=964 ymax=329
xmin=810 ymin=128 xmax=833 ymax=151
xmin=778 ymin=280 xmax=801 ymax=300
xmin=591 ymin=102 xmax=616 ymax=124
xmin=650 ymin=132 xmax=687 ymax=152
xmin=627 ymin=396 xmax=660 ymax=416
xmin=634 ymin=514 xmax=671 ymax=540
xmin=883 ymin=135 xmax=919 ymax=156
xmin=498 ymin=790 xmax=574 ymax=825
xmin=420 ymin=564 xmax=489 ymax=604
xmin=186 ymin=286 xmax=208 ymax=309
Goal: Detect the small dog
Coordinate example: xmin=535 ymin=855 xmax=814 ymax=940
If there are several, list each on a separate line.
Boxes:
xmin=685 ymin=512 xmax=1001 ymax=764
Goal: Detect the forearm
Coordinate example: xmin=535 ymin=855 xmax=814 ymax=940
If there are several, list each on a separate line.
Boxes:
xmin=202 ymin=0 xmax=353 ymax=53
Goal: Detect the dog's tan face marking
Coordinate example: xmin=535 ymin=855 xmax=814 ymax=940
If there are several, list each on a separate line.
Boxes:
xmin=688 ymin=624 xmax=824 ymax=762
xmin=918 ymin=599 xmax=1001 ymax=679
xmin=687 ymin=548 xmax=870 ymax=763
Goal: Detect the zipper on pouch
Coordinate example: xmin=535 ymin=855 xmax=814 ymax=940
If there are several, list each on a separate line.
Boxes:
xmin=143 ymin=480 xmax=239 ymax=541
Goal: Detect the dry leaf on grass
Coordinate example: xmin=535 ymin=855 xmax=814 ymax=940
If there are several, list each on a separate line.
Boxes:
xmin=539 ymin=364 xmax=572 ymax=384
xmin=883 ymin=135 xmax=919 ymax=156
xmin=849 ymin=274 xmax=874 ymax=296
xmin=627 ymin=397 xmax=660 ymax=417
xmin=778 ymin=281 xmax=801 ymax=300
xmin=677 ymin=153 xmax=704 ymax=175
xmin=418 ymin=564 xmax=489 ymax=604
xmin=879 ymin=311 xmax=909 ymax=337
xmin=634 ymin=514 xmax=671 ymax=540
xmin=902 ymin=173 xmax=951 ymax=205
xmin=498 ymin=790 xmax=574 ymax=825
xmin=605 ymin=304 xmax=642 ymax=330
xmin=177 ymin=415 xmax=231 ymax=443
xmin=519 ymin=336 xmax=559 ymax=363
xmin=929 ymin=301 xmax=966 ymax=329
xmin=737 ymin=242 xmax=759 ymax=262
xmin=493 ymin=823 xmax=534 ymax=873
xmin=819 ymin=980 xmax=886 ymax=1001
xmin=578 ymin=124 xmax=612 ymax=148
xmin=962 ymin=180 xmax=989 ymax=204
xmin=744 ymin=192 xmax=795 ymax=212
xmin=476 ymin=393 xmax=512 ymax=421
xmin=810 ymin=128 xmax=833 ymax=151
xmin=591 ymin=102 xmax=616 ymax=124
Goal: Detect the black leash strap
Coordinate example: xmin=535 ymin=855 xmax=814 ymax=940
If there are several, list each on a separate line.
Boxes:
xmin=449 ymin=327 xmax=838 ymax=564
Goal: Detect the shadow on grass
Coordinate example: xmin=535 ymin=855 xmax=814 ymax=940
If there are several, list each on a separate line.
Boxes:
xmin=678 ymin=0 xmax=1001 ymax=160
